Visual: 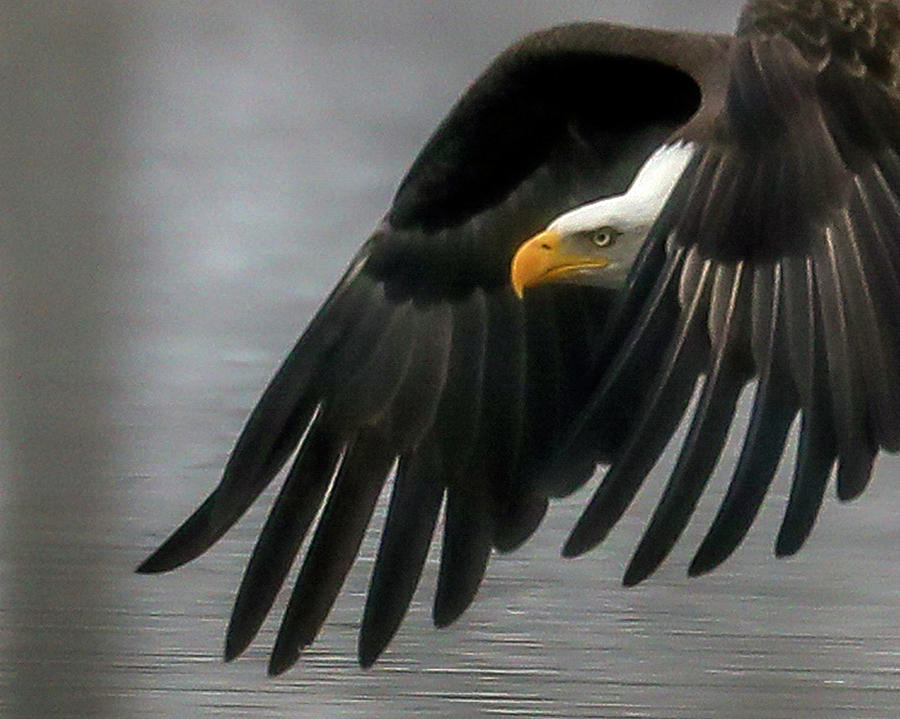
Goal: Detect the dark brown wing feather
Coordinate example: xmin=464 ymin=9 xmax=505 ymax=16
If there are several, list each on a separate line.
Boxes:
xmin=566 ymin=11 xmax=900 ymax=583
xmin=137 ymin=22 xmax=727 ymax=672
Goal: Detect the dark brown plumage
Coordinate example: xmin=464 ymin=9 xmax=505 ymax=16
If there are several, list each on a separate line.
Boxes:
xmin=139 ymin=0 xmax=900 ymax=674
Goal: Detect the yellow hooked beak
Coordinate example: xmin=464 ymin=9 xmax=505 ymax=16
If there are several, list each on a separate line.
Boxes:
xmin=510 ymin=229 xmax=610 ymax=299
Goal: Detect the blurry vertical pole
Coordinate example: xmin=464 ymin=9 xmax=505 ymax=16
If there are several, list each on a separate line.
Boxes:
xmin=0 ymin=3 xmax=128 ymax=717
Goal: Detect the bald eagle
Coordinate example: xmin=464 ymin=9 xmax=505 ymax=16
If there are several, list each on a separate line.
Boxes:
xmin=140 ymin=0 xmax=900 ymax=674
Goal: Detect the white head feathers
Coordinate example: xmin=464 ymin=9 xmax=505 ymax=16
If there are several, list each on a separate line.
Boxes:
xmin=549 ymin=141 xmax=697 ymax=237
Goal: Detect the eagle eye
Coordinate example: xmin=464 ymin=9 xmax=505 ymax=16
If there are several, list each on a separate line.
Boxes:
xmin=588 ymin=227 xmax=620 ymax=248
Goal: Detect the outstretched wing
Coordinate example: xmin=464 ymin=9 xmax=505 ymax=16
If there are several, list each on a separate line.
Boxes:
xmin=138 ymin=23 xmax=728 ymax=672
xmin=565 ymin=30 xmax=900 ymax=585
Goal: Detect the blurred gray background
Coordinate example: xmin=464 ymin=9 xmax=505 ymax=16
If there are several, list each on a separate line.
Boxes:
xmin=2 ymin=2 xmax=897 ymax=717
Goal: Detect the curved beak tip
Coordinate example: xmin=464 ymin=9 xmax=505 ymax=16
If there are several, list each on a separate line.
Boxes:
xmin=511 ymin=229 xmax=559 ymax=300
xmin=512 ymin=275 xmax=526 ymax=300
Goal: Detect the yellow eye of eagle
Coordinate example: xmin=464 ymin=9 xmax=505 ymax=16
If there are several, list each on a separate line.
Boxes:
xmin=589 ymin=227 xmax=620 ymax=248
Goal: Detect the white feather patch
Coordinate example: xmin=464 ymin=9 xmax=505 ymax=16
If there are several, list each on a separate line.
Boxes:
xmin=550 ymin=141 xmax=697 ymax=235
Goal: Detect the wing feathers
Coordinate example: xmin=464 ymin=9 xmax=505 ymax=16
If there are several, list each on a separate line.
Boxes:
xmin=564 ymin=253 xmax=712 ymax=558
xmin=480 ymin=292 xmax=529 ymax=549
xmin=384 ymin=304 xmax=454 ymax=449
xmin=433 ymin=291 xmax=488 ymax=466
xmin=844 ymin=187 xmax=900 ymax=450
xmin=623 ymin=263 xmax=749 ymax=586
xmin=136 ymin=401 xmax=319 ymax=573
xmin=204 ymin=269 xmax=375 ymax=531
xmin=689 ymin=264 xmax=796 ymax=575
xmin=359 ymin=446 xmax=444 ymax=668
xmin=813 ymin=227 xmax=872 ymax=499
xmin=269 ymin=431 xmax=394 ymax=676
xmin=225 ymin=422 xmax=342 ymax=661
xmin=434 ymin=482 xmax=493 ymax=629
xmin=782 ymin=255 xmax=816 ymax=406
xmin=561 ymin=242 xmax=685 ymax=472
xmin=567 ymin=30 xmax=900 ymax=583
xmin=324 ymin=301 xmax=416 ymax=431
